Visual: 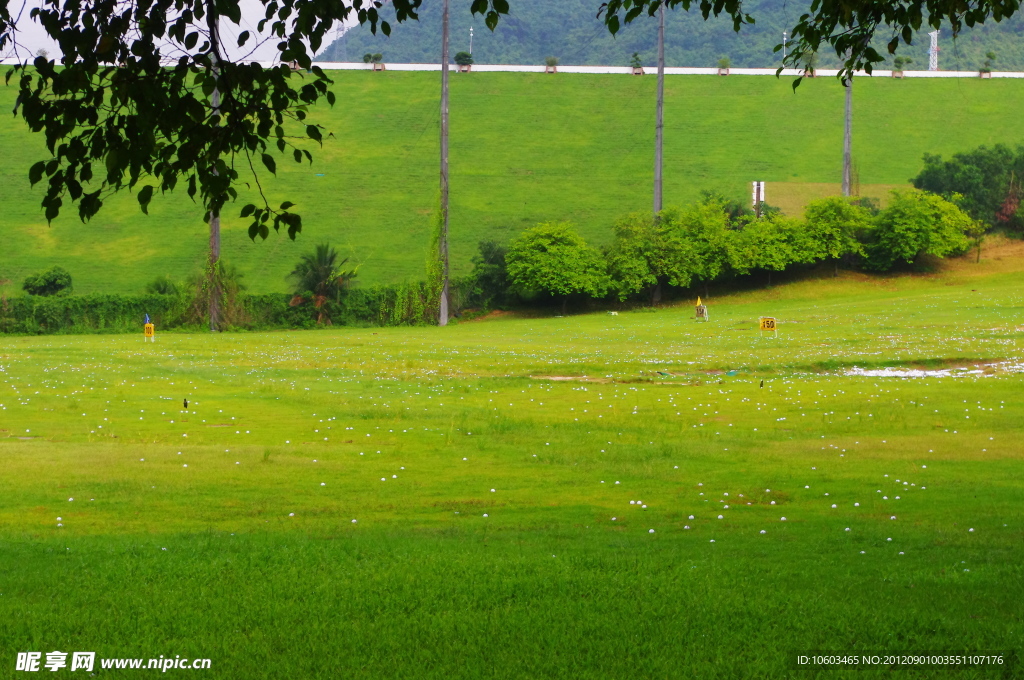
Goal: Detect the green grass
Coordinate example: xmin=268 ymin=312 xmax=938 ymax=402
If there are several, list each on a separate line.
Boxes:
xmin=1 ymin=72 xmax=1023 ymax=295
xmin=1 ymin=258 xmax=1022 ymax=677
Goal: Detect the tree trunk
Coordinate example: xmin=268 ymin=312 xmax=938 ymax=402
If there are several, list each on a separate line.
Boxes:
xmin=561 ymin=296 xmax=568 ymax=316
xmin=649 ymin=281 xmax=662 ymax=305
xmin=767 ymin=270 xmax=772 ymax=286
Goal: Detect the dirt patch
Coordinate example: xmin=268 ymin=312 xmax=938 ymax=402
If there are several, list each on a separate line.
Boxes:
xmin=531 ymin=375 xmax=611 ymax=383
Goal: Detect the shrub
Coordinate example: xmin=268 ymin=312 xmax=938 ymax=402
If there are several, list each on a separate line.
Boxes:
xmin=455 ymin=51 xmax=474 ymax=66
xmin=288 ymin=243 xmax=357 ymax=326
xmin=23 ymin=266 xmax=72 ymax=296
xmin=630 ymin=52 xmax=643 ymax=69
xmin=545 ymin=56 xmax=559 ymax=67
xmin=466 ymin=241 xmax=511 ymax=310
xmin=717 ymin=56 xmax=731 ymax=70
xmin=145 ymin=275 xmax=180 ymax=296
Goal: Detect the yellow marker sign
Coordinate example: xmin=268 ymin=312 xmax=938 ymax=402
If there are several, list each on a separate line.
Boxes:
xmin=695 ymin=297 xmax=708 ymax=322
xmin=759 ymin=317 xmax=777 ymax=335
xmin=144 ymin=323 xmax=155 ymax=341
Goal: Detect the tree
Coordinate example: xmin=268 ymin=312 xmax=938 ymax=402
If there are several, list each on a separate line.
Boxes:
xmin=864 ymin=190 xmax=974 ymax=271
xmin=912 ymin=145 xmax=1024 ymax=231
xmin=288 ymin=243 xmax=357 ymax=325
xmin=598 ymin=0 xmax=1023 ymax=82
xmin=981 ymin=51 xmax=997 ymax=73
xmin=0 ymin=0 xmax=505 ymax=238
xmin=455 ymin=51 xmax=474 ymax=66
xmin=660 ymin=195 xmax=735 ymax=296
xmin=22 ymin=266 xmax=72 ymax=296
xmin=730 ymin=213 xmax=814 ymax=285
xmin=803 ymin=196 xmax=869 ymax=274
xmin=466 ymin=241 xmax=510 ymax=310
xmin=506 ymin=222 xmax=609 ymax=314
xmin=605 ymin=212 xmax=693 ymax=303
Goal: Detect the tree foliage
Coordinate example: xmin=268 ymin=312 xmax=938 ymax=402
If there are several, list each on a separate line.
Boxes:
xmin=731 ymin=213 xmax=815 ymax=277
xmin=0 ymin=0 xmax=510 ymax=235
xmin=606 ymin=212 xmax=693 ymax=302
xmin=803 ymin=196 xmax=870 ymax=263
xmin=506 ymin=222 xmax=609 ymax=311
xmin=660 ymin=196 xmax=733 ymax=285
xmin=864 ymin=190 xmax=974 ymax=271
xmin=22 ymin=266 xmax=73 ymax=296
xmin=597 ymin=0 xmax=1023 ymax=82
xmin=912 ymin=145 xmax=1024 ymax=231
xmin=288 ymin=242 xmax=357 ymax=324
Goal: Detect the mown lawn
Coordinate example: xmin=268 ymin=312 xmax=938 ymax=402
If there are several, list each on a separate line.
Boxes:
xmin=1 ymin=255 xmax=1022 ymax=677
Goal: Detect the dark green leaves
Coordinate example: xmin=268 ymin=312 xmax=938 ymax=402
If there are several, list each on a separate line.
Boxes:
xmin=261 ymin=153 xmax=277 ymax=175
xmin=137 ymin=185 xmax=154 ymax=214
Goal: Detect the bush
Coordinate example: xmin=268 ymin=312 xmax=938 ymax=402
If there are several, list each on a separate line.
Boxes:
xmin=506 ymin=222 xmax=608 ymax=314
xmin=145 ymin=275 xmax=180 ymax=296
xmin=465 ymin=241 xmax=511 ymax=310
xmin=629 ymin=52 xmax=643 ymax=69
xmin=545 ymin=56 xmax=559 ymax=67
xmin=288 ymin=243 xmax=357 ymax=326
xmin=863 ymin=190 xmax=975 ymax=271
xmin=455 ymin=51 xmax=474 ymax=66
xmin=23 ymin=266 xmax=72 ymax=296
xmin=717 ymin=56 xmax=731 ymax=70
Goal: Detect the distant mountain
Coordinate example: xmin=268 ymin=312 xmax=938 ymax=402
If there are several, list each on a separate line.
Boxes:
xmin=317 ymin=0 xmax=1024 ymax=71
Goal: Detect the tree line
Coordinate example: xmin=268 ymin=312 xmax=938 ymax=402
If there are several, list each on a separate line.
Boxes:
xmin=467 ymin=189 xmax=978 ymax=314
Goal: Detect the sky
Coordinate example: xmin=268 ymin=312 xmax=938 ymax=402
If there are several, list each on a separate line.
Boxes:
xmin=4 ymin=0 xmax=356 ymax=62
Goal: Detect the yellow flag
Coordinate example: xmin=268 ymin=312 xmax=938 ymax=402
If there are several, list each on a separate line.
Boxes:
xmin=696 ymin=296 xmax=702 ymax=306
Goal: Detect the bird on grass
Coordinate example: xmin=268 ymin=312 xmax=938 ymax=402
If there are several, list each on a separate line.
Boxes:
xmin=760 ymin=380 xmax=764 ymax=388
xmin=183 ymin=398 xmax=189 ymax=410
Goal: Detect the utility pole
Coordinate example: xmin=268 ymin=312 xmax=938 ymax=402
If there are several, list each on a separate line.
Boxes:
xmin=469 ymin=26 xmax=473 ymax=55
xmin=208 ymin=4 xmax=222 ymax=331
xmin=782 ymin=31 xmax=787 ymax=61
xmin=438 ymin=0 xmax=450 ymax=326
xmin=653 ymin=0 xmax=665 ymax=215
xmin=842 ymin=71 xmax=852 ymax=197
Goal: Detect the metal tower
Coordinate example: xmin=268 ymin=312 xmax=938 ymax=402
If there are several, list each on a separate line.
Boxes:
xmin=928 ymin=30 xmax=940 ymax=71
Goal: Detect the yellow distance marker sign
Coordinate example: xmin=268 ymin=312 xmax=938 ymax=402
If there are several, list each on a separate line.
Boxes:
xmin=759 ymin=317 xmax=777 ymax=336
xmin=144 ymin=323 xmax=155 ymax=342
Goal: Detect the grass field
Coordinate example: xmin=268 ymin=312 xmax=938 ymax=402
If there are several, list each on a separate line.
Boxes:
xmin=2 ymin=248 xmax=1022 ymax=677
xmin=2 ymin=72 xmax=1023 ymax=295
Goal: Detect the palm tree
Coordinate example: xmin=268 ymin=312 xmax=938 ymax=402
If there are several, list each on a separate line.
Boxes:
xmin=288 ymin=243 xmax=357 ymax=325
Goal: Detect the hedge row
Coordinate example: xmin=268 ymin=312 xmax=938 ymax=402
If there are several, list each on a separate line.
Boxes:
xmin=0 ymin=278 xmax=474 ymax=335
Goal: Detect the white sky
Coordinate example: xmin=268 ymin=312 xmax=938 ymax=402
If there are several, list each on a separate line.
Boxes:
xmin=4 ymin=0 xmax=357 ymax=61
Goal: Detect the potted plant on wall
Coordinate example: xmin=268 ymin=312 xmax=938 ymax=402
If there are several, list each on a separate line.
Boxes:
xmin=630 ymin=52 xmax=644 ymax=75
xmin=455 ymin=51 xmax=474 ymax=73
xmin=980 ymin=51 xmax=995 ymax=78
xmin=545 ymin=56 xmax=559 ymax=74
xmin=892 ymin=56 xmax=911 ymax=78
xmin=717 ymin=56 xmax=731 ymax=76
xmin=364 ymin=53 xmax=385 ymax=71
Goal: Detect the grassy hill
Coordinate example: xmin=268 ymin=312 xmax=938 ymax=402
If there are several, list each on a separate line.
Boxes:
xmin=322 ymin=0 xmax=1024 ymax=71
xmin=1 ymin=71 xmax=1023 ymax=295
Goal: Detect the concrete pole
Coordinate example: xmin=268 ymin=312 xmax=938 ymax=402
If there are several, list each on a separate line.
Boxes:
xmin=208 ymin=6 xmax=222 ymax=331
xmin=438 ymin=0 xmax=450 ymax=326
xmin=842 ymin=73 xmax=852 ymax=197
xmin=653 ymin=1 xmax=665 ymax=215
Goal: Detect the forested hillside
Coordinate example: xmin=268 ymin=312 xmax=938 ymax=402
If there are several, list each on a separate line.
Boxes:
xmin=318 ymin=0 xmax=1024 ymax=71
